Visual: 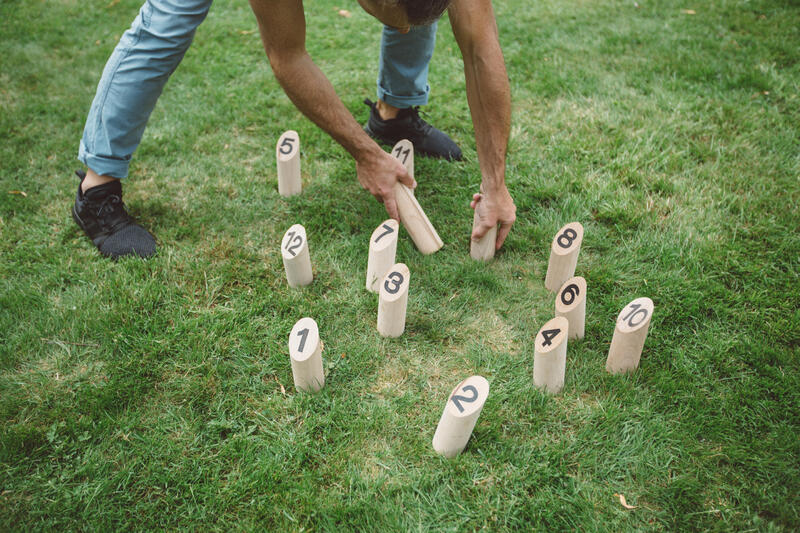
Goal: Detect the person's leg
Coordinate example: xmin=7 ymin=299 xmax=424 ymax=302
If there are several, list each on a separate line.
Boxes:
xmin=79 ymin=0 xmax=212 ymax=183
xmin=365 ymin=22 xmax=461 ymax=160
xmin=73 ymin=0 xmax=212 ymax=259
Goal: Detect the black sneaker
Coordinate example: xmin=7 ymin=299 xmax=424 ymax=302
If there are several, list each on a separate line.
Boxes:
xmin=71 ymin=170 xmax=157 ymax=259
xmin=363 ymin=99 xmax=462 ymax=161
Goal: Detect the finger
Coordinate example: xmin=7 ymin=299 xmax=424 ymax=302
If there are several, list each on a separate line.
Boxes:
xmin=398 ymin=168 xmax=416 ymax=190
xmin=470 ymin=193 xmax=482 ymax=209
xmin=384 ymin=196 xmax=400 ymax=221
xmin=495 ymin=222 xmax=514 ymax=251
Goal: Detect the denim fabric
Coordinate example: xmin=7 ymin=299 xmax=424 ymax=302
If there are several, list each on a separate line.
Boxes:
xmin=78 ymin=1 xmax=436 ymax=178
xmin=78 ymin=0 xmax=212 ymax=178
xmin=377 ymin=23 xmax=437 ymax=108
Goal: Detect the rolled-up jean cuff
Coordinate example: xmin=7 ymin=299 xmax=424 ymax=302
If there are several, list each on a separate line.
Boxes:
xmin=78 ymin=140 xmax=131 ymax=179
xmin=376 ymin=88 xmax=430 ymax=108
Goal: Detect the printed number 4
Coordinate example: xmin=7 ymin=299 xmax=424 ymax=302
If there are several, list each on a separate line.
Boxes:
xmin=541 ymin=328 xmax=561 ymax=347
xmin=451 ymin=385 xmax=478 ymax=413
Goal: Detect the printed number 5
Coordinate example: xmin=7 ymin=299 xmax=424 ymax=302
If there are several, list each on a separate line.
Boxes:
xmin=279 ymin=136 xmax=295 ymax=155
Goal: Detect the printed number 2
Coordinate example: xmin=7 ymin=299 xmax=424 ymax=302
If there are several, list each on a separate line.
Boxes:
xmin=296 ymin=328 xmax=309 ymax=352
xmin=279 ymin=136 xmax=295 ymax=155
xmin=374 ymin=223 xmax=394 ymax=243
xmin=541 ymin=328 xmax=561 ymax=347
xmin=622 ymin=303 xmax=648 ymax=328
xmin=285 ymin=231 xmax=303 ymax=256
xmin=393 ymin=145 xmax=410 ymax=165
xmin=451 ymin=385 xmax=478 ymax=413
xmin=384 ymin=271 xmax=404 ymax=294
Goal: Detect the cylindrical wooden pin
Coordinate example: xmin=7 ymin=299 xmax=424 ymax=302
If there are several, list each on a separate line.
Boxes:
xmin=281 ymin=223 xmax=313 ymax=288
xmin=391 ymin=140 xmax=443 ymax=255
xmin=606 ymin=297 xmax=654 ymax=374
xmin=377 ymin=263 xmax=410 ymax=337
xmin=288 ymin=317 xmax=324 ymax=392
xmin=555 ymin=276 xmax=587 ymax=340
xmin=276 ymin=130 xmax=301 ymax=197
xmin=533 ymin=316 xmax=569 ymax=394
xmin=470 ymin=206 xmax=497 ymax=261
xmin=544 ymin=222 xmax=584 ymax=292
xmin=432 ymin=375 xmax=490 ymax=458
xmin=366 ymin=218 xmax=399 ymax=292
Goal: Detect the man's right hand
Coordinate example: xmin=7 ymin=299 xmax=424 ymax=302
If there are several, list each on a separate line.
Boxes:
xmin=356 ymin=147 xmax=417 ymax=221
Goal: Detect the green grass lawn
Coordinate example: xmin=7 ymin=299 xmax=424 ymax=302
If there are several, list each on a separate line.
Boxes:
xmin=1 ymin=0 xmax=798 ymax=530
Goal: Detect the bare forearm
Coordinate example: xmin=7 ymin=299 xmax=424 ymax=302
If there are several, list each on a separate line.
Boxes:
xmin=270 ymin=52 xmax=378 ymax=160
xmin=463 ymin=43 xmax=510 ymax=191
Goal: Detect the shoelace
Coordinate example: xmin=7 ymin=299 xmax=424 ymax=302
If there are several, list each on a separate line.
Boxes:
xmin=398 ymin=106 xmax=433 ymax=134
xmin=95 ymin=194 xmax=123 ymax=218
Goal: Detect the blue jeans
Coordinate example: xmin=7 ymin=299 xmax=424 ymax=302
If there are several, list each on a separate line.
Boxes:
xmin=78 ymin=0 xmax=437 ymax=178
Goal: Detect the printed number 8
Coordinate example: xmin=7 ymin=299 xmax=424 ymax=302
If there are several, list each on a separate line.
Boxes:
xmin=557 ymin=228 xmax=578 ymax=249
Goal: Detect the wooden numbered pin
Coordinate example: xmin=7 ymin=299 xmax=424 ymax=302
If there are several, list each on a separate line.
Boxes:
xmin=470 ymin=207 xmax=497 ymax=261
xmin=533 ymin=316 xmax=569 ymax=394
xmin=276 ymin=130 xmax=301 ymax=197
xmin=606 ymin=297 xmax=654 ymax=374
xmin=544 ymin=222 xmax=584 ymax=292
xmin=281 ymin=223 xmax=313 ymax=288
xmin=366 ymin=219 xmax=399 ymax=293
xmin=391 ymin=140 xmax=443 ymax=255
xmin=432 ymin=375 xmax=490 ymax=458
xmin=288 ymin=317 xmax=324 ymax=392
xmin=377 ymin=263 xmax=410 ymax=337
xmin=555 ymin=276 xmax=587 ymax=340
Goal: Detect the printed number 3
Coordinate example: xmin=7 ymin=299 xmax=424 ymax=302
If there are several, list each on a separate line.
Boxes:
xmin=384 ymin=271 xmax=404 ymax=294
xmin=451 ymin=385 xmax=478 ymax=413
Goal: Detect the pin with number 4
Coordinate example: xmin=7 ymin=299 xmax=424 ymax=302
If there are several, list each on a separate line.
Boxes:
xmin=432 ymin=375 xmax=490 ymax=458
xmin=533 ymin=316 xmax=569 ymax=394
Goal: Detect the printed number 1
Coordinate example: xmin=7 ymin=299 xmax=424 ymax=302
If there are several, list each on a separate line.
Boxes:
xmin=296 ymin=328 xmax=309 ymax=353
xmin=393 ymin=145 xmax=410 ymax=165
xmin=374 ymin=223 xmax=394 ymax=243
xmin=451 ymin=385 xmax=478 ymax=413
